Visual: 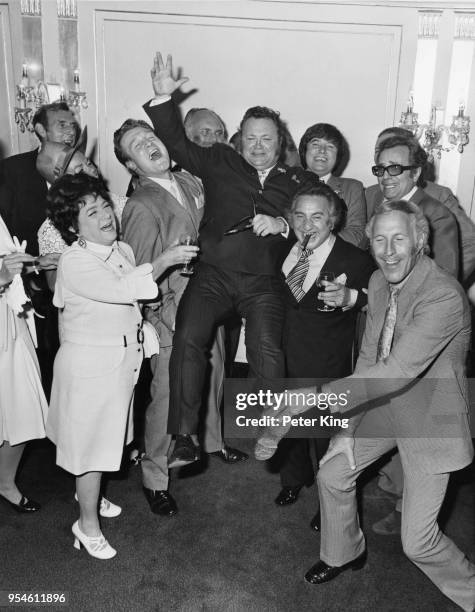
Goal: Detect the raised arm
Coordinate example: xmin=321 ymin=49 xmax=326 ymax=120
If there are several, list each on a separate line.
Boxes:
xmin=144 ymin=53 xmax=217 ymax=178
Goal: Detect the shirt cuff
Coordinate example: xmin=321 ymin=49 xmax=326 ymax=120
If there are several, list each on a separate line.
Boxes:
xmin=149 ymin=95 xmax=171 ymax=107
xmin=342 ymin=288 xmax=358 ymax=311
xmin=277 ymin=216 xmax=289 ymax=238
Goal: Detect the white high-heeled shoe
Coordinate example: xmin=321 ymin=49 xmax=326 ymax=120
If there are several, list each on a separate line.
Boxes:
xmin=72 ymin=521 xmax=116 ymax=559
xmin=74 ymin=493 xmax=122 ymax=518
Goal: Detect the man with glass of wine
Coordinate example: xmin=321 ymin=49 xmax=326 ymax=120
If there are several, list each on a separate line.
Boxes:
xmin=275 ymin=182 xmax=375 ymax=523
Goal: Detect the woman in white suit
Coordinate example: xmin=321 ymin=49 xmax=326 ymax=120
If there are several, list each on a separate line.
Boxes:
xmin=46 ymin=174 xmax=197 ymax=559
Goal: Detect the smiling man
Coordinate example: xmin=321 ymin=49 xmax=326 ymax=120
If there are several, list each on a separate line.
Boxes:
xmin=275 ymin=183 xmax=374 ymax=512
xmin=115 ymin=118 xmax=237 ymax=516
xmin=142 ymin=53 xmax=314 ymax=468
xmin=255 ymin=200 xmax=475 ymax=611
xmin=372 ymin=135 xmax=459 ymax=277
xmin=184 ymin=108 xmax=227 ymax=147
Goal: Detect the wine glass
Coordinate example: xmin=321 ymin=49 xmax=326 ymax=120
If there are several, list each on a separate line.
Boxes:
xmin=179 ymin=234 xmax=197 ymax=276
xmin=316 ymin=271 xmax=335 ymax=312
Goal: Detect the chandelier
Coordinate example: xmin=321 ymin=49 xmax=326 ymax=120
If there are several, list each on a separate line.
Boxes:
xmin=399 ymin=95 xmax=470 ymax=161
xmin=14 ymin=64 xmax=88 ymax=133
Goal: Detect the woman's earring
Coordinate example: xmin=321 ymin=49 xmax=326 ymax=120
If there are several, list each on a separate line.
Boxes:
xmin=77 ymin=235 xmax=87 ymax=248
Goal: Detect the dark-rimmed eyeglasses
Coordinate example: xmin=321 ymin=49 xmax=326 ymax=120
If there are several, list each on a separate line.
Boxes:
xmin=372 ymin=164 xmax=418 ymax=178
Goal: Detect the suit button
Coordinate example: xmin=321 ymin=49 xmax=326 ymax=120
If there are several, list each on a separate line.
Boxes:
xmin=258 ymin=189 xmax=263 ymax=194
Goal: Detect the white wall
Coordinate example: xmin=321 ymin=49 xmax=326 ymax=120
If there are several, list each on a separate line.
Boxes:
xmin=2 ymin=1 xmax=474 ymax=212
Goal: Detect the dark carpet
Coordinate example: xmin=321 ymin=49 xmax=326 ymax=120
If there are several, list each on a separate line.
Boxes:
xmin=1 ymin=438 xmax=473 ymax=612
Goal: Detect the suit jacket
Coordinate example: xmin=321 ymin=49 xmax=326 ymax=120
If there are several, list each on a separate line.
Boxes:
xmin=283 ymin=236 xmax=376 ymax=378
xmin=144 ymin=99 xmax=314 ymax=276
xmin=367 ymin=181 xmax=475 ymax=280
xmin=120 ymin=171 xmax=203 ymax=347
xmin=326 ymin=176 xmax=367 ymax=249
xmin=331 ymin=255 xmax=473 ymax=474
xmin=0 ymin=149 xmax=47 ymax=256
xmin=364 ymin=186 xmax=459 ymax=277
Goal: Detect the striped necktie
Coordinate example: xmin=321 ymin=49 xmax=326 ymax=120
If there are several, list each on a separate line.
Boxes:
xmin=286 ymin=248 xmax=313 ymax=302
xmin=377 ymin=285 xmax=399 ymax=361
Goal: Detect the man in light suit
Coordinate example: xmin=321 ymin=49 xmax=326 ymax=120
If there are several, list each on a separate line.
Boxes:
xmin=366 ymin=127 xmax=475 ymax=281
xmin=115 ymin=119 xmax=241 ymax=516
xmin=256 ymin=200 xmax=475 ymax=611
xmin=298 ymin=123 xmax=367 ymax=248
xmin=366 ymin=132 xmax=461 ymax=533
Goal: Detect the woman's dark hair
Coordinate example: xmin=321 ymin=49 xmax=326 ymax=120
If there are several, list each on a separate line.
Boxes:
xmin=46 ymin=174 xmax=112 ymax=245
xmin=298 ymin=123 xmax=346 ymax=171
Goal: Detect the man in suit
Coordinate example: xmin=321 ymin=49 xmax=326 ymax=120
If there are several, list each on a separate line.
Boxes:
xmin=370 ymin=134 xmax=459 ymax=277
xmin=298 ymin=123 xmax=367 ymax=248
xmin=0 ymin=101 xmax=78 ymax=395
xmin=274 ymin=183 xmax=375 ymax=511
xmin=144 ymin=53 xmax=314 ymax=467
xmin=366 ymin=133 xmax=461 ymax=532
xmin=366 ymin=127 xmax=475 ymax=281
xmin=256 ymin=200 xmax=475 ymax=610
xmin=115 ymin=119 xmax=243 ymax=515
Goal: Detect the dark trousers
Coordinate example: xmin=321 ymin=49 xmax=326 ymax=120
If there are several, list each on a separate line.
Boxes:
xmin=168 ymin=263 xmax=285 ymax=434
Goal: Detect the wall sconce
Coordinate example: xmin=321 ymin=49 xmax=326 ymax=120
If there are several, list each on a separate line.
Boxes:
xmin=14 ymin=64 xmax=88 ymax=133
xmin=399 ymin=95 xmax=470 ymax=161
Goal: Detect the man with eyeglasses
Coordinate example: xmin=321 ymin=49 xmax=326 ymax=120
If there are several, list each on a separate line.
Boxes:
xmin=370 ymin=135 xmax=459 ymax=277
xmin=364 ymin=133 xmax=460 ymax=538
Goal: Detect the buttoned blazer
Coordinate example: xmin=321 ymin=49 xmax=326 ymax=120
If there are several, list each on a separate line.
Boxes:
xmin=0 ymin=149 xmax=47 ymax=255
xmin=331 ymin=255 xmax=473 ymax=474
xmin=283 ymin=235 xmax=376 ymax=378
xmin=143 ymin=99 xmax=314 ymax=276
xmin=120 ymin=171 xmax=203 ymax=347
xmin=364 ymin=186 xmax=459 ymax=277
xmin=326 ymin=175 xmax=367 ymax=249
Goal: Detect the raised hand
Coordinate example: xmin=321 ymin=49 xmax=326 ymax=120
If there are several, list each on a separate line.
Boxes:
xmin=151 ymin=52 xmax=189 ymax=97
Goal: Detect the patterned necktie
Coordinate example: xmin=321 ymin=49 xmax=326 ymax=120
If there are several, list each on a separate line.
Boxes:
xmin=286 ymin=248 xmax=313 ymax=302
xmin=377 ymin=284 xmax=400 ymax=361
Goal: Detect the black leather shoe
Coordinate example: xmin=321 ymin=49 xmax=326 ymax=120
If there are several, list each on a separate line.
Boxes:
xmin=274 ymin=486 xmax=302 ymax=506
xmin=0 ymin=494 xmax=41 ymax=513
xmin=310 ymin=510 xmax=321 ymax=532
xmin=210 ymin=445 xmax=249 ymax=463
xmin=168 ymin=435 xmax=199 ymax=469
xmin=143 ymin=489 xmax=178 ymax=516
xmin=304 ymin=550 xmax=366 ymax=584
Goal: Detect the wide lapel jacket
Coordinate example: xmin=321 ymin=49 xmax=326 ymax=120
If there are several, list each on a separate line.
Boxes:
xmin=330 ymin=255 xmax=473 ymax=474
xmin=121 ymin=172 xmax=203 ymax=346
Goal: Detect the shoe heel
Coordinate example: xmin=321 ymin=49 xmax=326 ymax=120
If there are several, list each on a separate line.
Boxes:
xmin=73 ymin=537 xmax=81 ymax=550
xmin=351 ymin=552 xmax=366 ymax=571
